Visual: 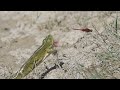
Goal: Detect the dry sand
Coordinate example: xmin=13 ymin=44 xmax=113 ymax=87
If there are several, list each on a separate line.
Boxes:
xmin=0 ymin=11 xmax=120 ymax=79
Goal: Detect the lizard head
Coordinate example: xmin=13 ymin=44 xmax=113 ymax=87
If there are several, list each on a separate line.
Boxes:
xmin=43 ymin=34 xmax=54 ymax=49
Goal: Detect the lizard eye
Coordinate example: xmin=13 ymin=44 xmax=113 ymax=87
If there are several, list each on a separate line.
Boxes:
xmin=43 ymin=39 xmax=47 ymax=44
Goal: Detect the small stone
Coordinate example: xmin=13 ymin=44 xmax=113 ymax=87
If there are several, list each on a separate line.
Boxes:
xmin=4 ymin=28 xmax=9 ymax=31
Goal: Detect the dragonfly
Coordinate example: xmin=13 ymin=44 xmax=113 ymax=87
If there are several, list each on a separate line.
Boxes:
xmin=73 ymin=28 xmax=92 ymax=32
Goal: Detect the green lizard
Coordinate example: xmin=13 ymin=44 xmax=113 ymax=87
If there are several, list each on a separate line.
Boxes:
xmin=12 ymin=35 xmax=54 ymax=79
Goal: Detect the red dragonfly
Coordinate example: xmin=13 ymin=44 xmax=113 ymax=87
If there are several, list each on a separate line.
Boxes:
xmin=73 ymin=28 xmax=92 ymax=32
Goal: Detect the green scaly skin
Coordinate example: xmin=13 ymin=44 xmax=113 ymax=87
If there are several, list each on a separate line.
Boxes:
xmin=12 ymin=35 xmax=54 ymax=79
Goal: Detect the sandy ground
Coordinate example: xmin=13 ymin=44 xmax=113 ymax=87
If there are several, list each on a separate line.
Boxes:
xmin=0 ymin=11 xmax=120 ymax=79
